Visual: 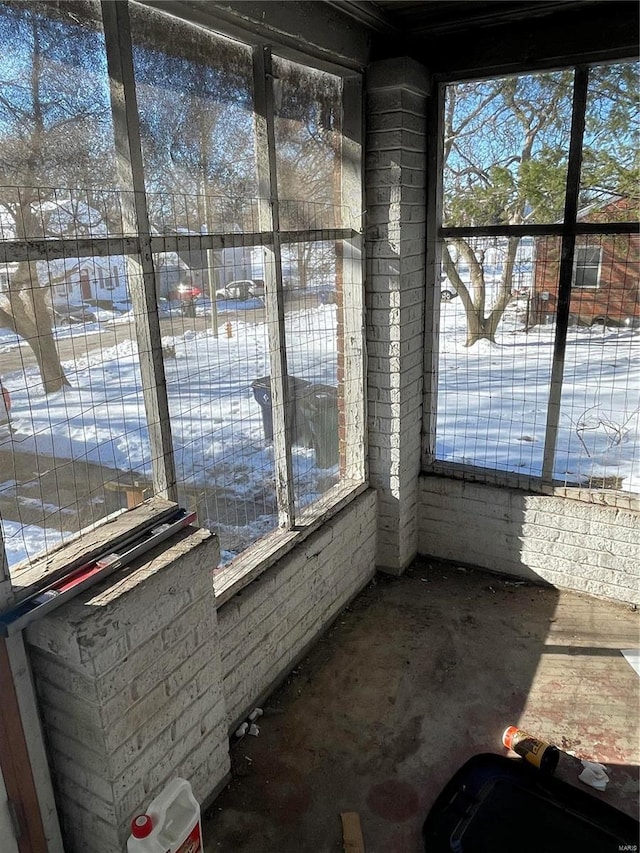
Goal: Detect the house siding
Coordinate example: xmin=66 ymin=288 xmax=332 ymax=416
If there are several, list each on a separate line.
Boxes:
xmin=530 ymin=199 xmax=640 ymax=327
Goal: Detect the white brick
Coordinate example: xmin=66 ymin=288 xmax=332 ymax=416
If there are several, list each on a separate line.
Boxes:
xmin=26 ymin=530 xmax=229 ymax=851
xmin=419 ymin=476 xmax=640 ymax=604
xmin=219 ymin=491 xmax=377 ymax=726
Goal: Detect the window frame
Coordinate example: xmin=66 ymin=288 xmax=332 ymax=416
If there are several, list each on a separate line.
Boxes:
xmin=423 ymin=61 xmax=640 ymax=498
xmin=0 ymin=0 xmax=366 ymax=601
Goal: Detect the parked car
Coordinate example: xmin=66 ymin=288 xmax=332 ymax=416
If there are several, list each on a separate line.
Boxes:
xmin=168 ymin=283 xmax=202 ymax=303
xmin=216 ymin=280 xmax=263 ymax=301
xmin=0 ymin=382 xmax=12 ymax=438
xmin=52 ymin=303 xmax=98 ymax=325
xmin=83 ymin=298 xmax=131 ymax=314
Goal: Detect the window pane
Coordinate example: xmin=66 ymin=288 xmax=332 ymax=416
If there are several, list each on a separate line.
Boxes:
xmin=555 ymin=234 xmax=640 ymax=491
xmin=574 ymin=246 xmax=602 ymax=289
xmin=579 ymin=62 xmax=640 ymax=221
xmin=436 ymin=236 xmax=556 ymax=477
xmin=0 ymin=1 xmax=123 ymax=236
xmin=149 ymin=238 xmax=277 ymax=563
xmin=273 ymin=56 xmax=344 ymax=231
xmin=442 ymin=71 xmax=573 ymax=228
xmin=0 ymin=1 xmax=141 ymax=573
xmin=130 ymin=4 xmax=258 ymax=233
xmin=282 ymin=241 xmax=344 ymax=512
xmin=0 ymin=250 xmax=153 ymax=571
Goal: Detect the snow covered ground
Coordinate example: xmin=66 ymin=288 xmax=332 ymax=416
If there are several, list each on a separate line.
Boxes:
xmin=438 ymin=297 xmax=639 ymax=489
xmin=1 ymin=295 xmax=638 ymax=569
xmin=1 ymin=304 xmax=339 ymax=568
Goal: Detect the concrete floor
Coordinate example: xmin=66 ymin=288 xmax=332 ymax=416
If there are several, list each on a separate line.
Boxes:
xmin=202 ymin=558 xmax=639 ymax=852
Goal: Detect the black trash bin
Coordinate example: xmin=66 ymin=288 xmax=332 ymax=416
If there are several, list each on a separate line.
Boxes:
xmin=251 ymin=375 xmax=313 ymax=445
xmin=296 ymin=384 xmax=339 ymax=468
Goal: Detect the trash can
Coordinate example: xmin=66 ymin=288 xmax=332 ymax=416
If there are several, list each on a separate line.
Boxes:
xmin=251 ymin=375 xmax=313 ymax=445
xmin=295 ymin=383 xmax=339 ymax=468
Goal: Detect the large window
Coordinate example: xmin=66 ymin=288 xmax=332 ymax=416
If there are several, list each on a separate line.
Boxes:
xmin=431 ymin=61 xmax=639 ymax=495
xmin=0 ymin=1 xmax=364 ymax=586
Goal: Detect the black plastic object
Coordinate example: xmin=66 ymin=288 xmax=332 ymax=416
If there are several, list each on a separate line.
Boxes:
xmin=296 ymin=384 xmax=339 ymax=468
xmin=251 ymin=376 xmax=313 ymax=445
xmin=422 ymin=753 xmax=638 ymax=853
xmin=251 ymin=376 xmax=339 ymax=466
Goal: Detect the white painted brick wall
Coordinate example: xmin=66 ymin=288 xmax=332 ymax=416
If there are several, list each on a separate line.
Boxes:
xmin=25 ymin=528 xmax=229 ymax=852
xmin=419 ymin=476 xmax=640 ymax=604
xmin=218 ymin=489 xmax=377 ymax=727
xmin=366 ymin=58 xmax=429 ymax=575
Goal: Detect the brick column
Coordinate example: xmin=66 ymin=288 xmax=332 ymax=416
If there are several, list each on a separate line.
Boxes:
xmin=366 ymin=58 xmax=430 ymax=574
xmin=25 ymin=528 xmax=229 ymax=852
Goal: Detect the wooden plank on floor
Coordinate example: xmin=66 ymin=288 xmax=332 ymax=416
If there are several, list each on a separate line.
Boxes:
xmin=341 ymin=811 xmax=365 ymax=853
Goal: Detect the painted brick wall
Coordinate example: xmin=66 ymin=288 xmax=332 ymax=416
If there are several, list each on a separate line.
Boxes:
xmin=25 ymin=528 xmax=229 ymax=852
xmin=419 ymin=476 xmax=640 ymax=605
xmin=218 ymin=489 xmax=377 ymax=727
xmin=366 ymin=58 xmax=430 ymax=575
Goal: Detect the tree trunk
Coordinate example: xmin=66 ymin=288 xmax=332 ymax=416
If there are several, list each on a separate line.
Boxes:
xmin=0 ymin=13 xmax=70 ymax=393
xmin=464 ymin=313 xmax=498 ymax=347
xmin=443 ymin=239 xmax=516 ymax=347
xmin=0 ymin=262 xmax=70 ymax=394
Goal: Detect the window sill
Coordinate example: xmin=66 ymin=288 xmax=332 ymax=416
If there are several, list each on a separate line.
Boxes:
xmin=423 ymin=463 xmax=639 ymax=511
xmin=213 ymin=479 xmax=368 ymax=607
xmin=9 ymin=496 xmax=182 ymax=604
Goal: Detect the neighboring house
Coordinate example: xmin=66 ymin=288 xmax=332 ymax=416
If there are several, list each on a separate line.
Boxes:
xmin=530 ymin=196 xmax=640 ymax=327
xmin=1 ymin=199 xmax=196 ymax=305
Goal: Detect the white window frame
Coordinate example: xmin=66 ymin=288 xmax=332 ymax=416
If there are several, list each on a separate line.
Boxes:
xmin=573 ymin=244 xmax=602 ymax=288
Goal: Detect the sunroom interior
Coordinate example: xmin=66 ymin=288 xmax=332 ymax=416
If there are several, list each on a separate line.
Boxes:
xmin=0 ymin=1 xmax=638 ymax=851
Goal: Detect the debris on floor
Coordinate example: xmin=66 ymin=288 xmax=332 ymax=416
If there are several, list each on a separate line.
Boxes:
xmin=579 ymin=760 xmax=610 ymax=791
xmin=340 ymin=811 xmax=365 ymax=853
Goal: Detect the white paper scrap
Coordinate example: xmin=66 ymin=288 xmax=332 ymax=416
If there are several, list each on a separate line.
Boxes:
xmin=621 ymin=649 xmax=640 ymax=678
xmin=578 ymin=760 xmax=610 ymax=791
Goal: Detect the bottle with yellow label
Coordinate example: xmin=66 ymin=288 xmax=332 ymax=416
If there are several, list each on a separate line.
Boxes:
xmin=502 ymin=726 xmax=560 ymax=774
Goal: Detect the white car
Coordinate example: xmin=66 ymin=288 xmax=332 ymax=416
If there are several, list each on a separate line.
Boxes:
xmin=0 ymin=383 xmax=11 ymax=438
xmin=216 ymin=280 xmax=264 ymax=301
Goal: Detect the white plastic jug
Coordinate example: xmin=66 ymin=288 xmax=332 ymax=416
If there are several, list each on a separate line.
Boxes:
xmin=126 ymin=778 xmax=202 ymax=853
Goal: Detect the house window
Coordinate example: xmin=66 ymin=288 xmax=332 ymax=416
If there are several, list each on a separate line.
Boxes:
xmin=429 ymin=61 xmax=639 ymax=495
xmin=0 ymin=1 xmax=364 ymax=587
xmin=574 ymin=246 xmax=601 ymax=288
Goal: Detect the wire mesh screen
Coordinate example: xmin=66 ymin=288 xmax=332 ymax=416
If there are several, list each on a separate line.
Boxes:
xmin=1 ymin=209 xmax=358 ymax=571
xmin=436 ymin=232 xmax=639 ymax=491
xmin=280 ymin=240 xmax=343 ymax=513
xmin=437 ymin=62 xmax=638 ymax=494
xmin=0 ymin=1 xmax=363 ymax=576
xmin=554 ymin=233 xmax=640 ymax=490
xmin=153 ymin=238 xmax=277 ymax=564
xmin=436 ymin=236 xmax=554 ymax=479
xmin=0 ymin=235 xmax=153 ymax=568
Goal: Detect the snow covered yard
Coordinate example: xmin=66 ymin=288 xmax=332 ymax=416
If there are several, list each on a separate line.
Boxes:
xmin=437 ymin=298 xmax=640 ymax=489
xmin=1 ymin=305 xmax=340 ymax=567
xmin=1 ymin=297 xmax=638 ymax=569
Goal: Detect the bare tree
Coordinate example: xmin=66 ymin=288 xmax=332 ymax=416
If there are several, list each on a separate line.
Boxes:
xmin=442 ymin=65 xmax=639 ymax=346
xmin=0 ymin=1 xmax=113 ymax=391
xmin=442 ymin=72 xmax=573 ymax=346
